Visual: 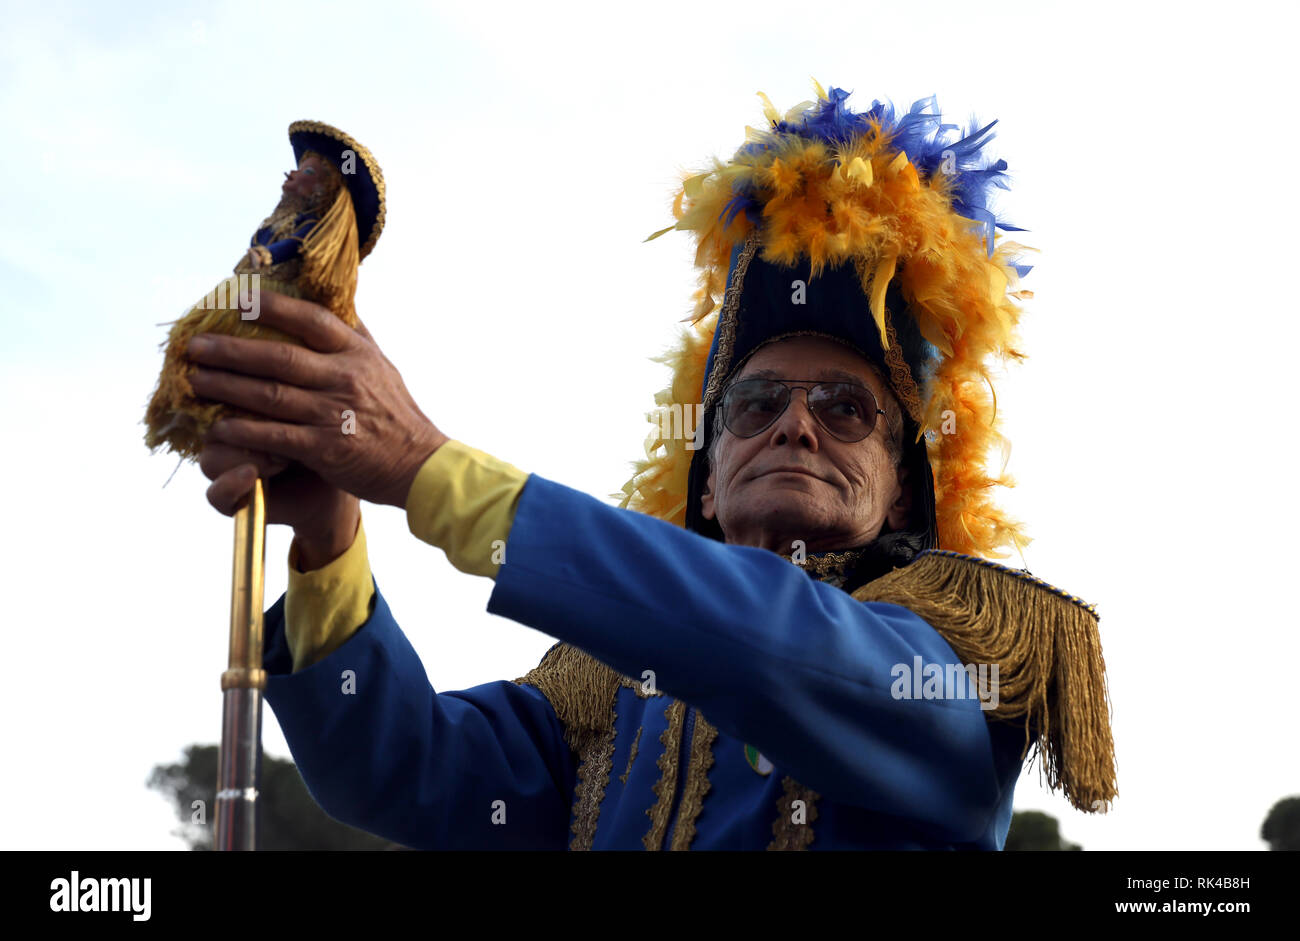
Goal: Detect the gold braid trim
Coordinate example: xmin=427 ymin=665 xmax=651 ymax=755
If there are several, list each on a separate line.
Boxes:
xmin=767 ymin=776 xmax=820 ymax=850
xmin=619 ymin=675 xmax=665 ymax=698
xmin=668 ymin=713 xmax=719 ymax=850
xmin=643 ymin=700 xmax=687 ymax=850
xmin=775 ymin=545 xmax=868 ymax=580
xmin=568 ymin=709 xmax=617 ymax=851
xmin=619 ymin=726 xmax=643 ymax=786
xmin=851 ymin=551 xmax=1117 ymax=813
xmin=882 ymin=317 xmax=924 ymax=424
xmin=852 ymin=253 xmax=924 ymax=424
xmin=513 ymin=644 xmax=624 ymax=851
xmin=701 ymin=231 xmax=763 ymax=410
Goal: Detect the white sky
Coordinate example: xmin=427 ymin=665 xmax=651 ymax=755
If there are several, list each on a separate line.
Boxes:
xmin=2 ymin=0 xmax=1297 ymax=851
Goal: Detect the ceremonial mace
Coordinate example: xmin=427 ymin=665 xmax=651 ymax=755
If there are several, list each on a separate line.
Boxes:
xmin=215 ymin=480 xmax=267 ymax=850
xmin=142 ymin=122 xmax=385 ymax=850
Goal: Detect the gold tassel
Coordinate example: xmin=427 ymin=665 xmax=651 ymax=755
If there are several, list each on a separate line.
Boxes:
xmin=297 ymin=184 xmax=360 ymax=326
xmin=853 ymin=552 xmax=1118 ymax=813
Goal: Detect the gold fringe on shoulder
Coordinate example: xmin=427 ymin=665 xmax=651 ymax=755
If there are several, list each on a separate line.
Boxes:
xmin=852 ymin=551 xmax=1117 ymax=813
xmin=513 ymin=644 xmax=624 ymax=754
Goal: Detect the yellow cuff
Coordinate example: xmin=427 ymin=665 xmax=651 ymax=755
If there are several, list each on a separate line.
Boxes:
xmin=405 ymin=439 xmax=528 ymax=578
xmin=285 ymin=517 xmax=374 ymax=673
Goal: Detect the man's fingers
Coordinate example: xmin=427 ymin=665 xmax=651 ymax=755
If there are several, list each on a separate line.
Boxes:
xmin=248 ymin=289 xmax=355 ymax=353
xmin=191 ymin=367 xmax=332 ymax=424
xmin=186 ymin=333 xmax=333 ymax=388
xmin=207 ymin=416 xmax=318 ymax=466
xmin=199 ymin=442 xmax=288 ymax=482
xmin=353 ymin=317 xmax=374 ymax=344
xmin=206 ymin=464 xmax=258 ymax=516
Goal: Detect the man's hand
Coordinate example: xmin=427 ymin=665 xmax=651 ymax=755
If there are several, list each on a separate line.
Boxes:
xmin=199 ymin=445 xmax=360 ymax=570
xmin=188 ymin=290 xmax=448 ymax=509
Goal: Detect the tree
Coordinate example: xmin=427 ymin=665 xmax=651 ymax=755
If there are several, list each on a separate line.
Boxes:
xmin=148 ymin=744 xmax=407 ymax=850
xmin=1261 ymin=796 xmax=1300 ymax=851
xmin=1005 ymin=810 xmax=1081 ymax=851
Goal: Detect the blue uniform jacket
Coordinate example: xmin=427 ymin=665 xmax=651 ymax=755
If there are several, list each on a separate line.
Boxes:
xmin=262 ymin=473 xmax=1033 ymax=849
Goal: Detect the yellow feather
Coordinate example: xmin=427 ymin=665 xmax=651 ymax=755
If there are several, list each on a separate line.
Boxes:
xmin=845 ymin=156 xmax=872 ymax=188
xmin=869 ymin=252 xmax=898 ymax=349
xmin=782 ymin=99 xmax=816 ymax=123
xmin=683 ymin=172 xmax=709 ymax=199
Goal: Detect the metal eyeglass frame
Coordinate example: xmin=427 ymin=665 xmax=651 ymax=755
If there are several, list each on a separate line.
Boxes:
xmin=718 ymin=378 xmax=886 ymax=443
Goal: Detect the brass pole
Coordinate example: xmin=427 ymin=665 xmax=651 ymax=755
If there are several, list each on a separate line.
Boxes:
xmin=214 ymin=479 xmax=267 ymax=851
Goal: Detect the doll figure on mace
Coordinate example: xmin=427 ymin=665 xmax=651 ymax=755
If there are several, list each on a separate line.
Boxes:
xmin=144 ymin=121 xmax=386 ymax=458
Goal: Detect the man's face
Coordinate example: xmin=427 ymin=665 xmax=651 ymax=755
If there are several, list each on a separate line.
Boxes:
xmin=700 ymin=335 xmax=909 ymax=553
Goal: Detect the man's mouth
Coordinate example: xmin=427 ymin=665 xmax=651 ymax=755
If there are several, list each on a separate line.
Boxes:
xmin=755 ymin=466 xmax=822 ymax=481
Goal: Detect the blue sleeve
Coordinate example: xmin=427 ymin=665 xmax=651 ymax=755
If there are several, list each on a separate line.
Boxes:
xmin=487 ymin=475 xmax=1010 ymax=843
xmin=262 ymin=579 xmax=577 ymax=849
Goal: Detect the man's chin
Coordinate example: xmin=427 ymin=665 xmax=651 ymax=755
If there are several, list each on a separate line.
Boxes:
xmin=730 ymin=488 xmax=833 ymax=533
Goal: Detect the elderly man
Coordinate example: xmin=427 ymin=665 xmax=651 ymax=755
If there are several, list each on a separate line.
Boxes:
xmin=187 ymin=86 xmax=1116 ymax=850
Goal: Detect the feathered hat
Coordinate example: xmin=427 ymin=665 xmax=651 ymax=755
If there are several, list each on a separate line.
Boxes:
xmin=618 ymin=81 xmax=1035 ymax=561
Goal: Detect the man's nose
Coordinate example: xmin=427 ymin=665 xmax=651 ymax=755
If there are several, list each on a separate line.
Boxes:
xmin=771 ymin=388 xmax=820 ymax=446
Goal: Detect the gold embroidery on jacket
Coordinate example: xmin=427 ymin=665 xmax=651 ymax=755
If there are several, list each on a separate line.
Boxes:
xmin=619 ymin=726 xmax=643 ymax=786
xmin=767 ymin=775 xmax=820 ymax=850
xmin=619 ymin=675 xmax=664 ymax=698
xmin=643 ymin=699 xmax=687 ymax=850
xmin=514 ymin=643 xmax=623 ymax=850
xmin=668 ymin=711 xmax=719 ymax=851
xmin=568 ymin=703 xmax=618 ymax=851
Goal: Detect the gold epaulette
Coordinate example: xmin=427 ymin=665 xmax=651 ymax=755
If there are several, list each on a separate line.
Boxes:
xmin=514 ymin=643 xmax=626 ymax=754
xmin=852 ymin=549 xmax=1117 ymax=814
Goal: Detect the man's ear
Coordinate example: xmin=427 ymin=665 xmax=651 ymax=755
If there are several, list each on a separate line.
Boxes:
xmin=886 ymin=462 xmax=912 ymax=531
xmin=700 ymin=466 xmax=716 ymax=521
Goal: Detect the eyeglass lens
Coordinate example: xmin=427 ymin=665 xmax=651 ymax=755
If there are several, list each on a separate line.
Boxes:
xmin=721 ymin=379 xmax=877 ymax=441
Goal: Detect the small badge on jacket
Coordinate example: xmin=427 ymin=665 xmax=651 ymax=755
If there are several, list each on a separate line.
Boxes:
xmin=744 ymin=744 xmax=774 ymax=776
